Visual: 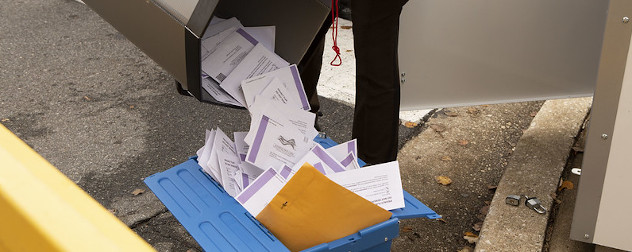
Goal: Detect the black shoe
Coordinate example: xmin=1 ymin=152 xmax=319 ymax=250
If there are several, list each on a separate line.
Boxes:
xmin=339 ymin=7 xmax=352 ymax=21
xmin=338 ymin=0 xmax=352 ymax=20
xmin=314 ymin=111 xmax=323 ymax=132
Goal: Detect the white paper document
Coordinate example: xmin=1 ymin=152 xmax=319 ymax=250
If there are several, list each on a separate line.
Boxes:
xmin=201 ymin=77 xmax=242 ymax=106
xmin=339 ymin=152 xmax=361 ymax=170
xmin=220 ymin=43 xmax=289 ymax=107
xmin=236 ymin=168 xmax=287 ymax=216
xmin=245 ymin=114 xmax=313 ymax=171
xmin=215 ymin=134 xmax=241 ymax=197
xmin=240 ymin=64 xmax=310 ymax=111
xmin=234 ymin=131 xmax=265 ymax=178
xmin=196 ymin=129 xmax=213 ymax=158
xmin=243 ymin=26 xmax=276 ymax=52
xmin=233 ymin=131 xmax=250 ymax=158
xmin=206 ymin=128 xmax=233 ymax=183
xmin=327 ymin=161 xmax=405 ymax=210
xmin=202 ymin=17 xmax=243 ymax=40
xmin=241 ymin=76 xmax=272 ymax=109
xmin=290 ymin=144 xmax=346 ymax=174
xmin=245 ymin=101 xmax=317 ymax=146
xmin=325 ymin=139 xmax=358 ymax=164
xmin=201 ymin=27 xmax=239 ymax=60
xmin=202 ymin=28 xmax=258 ymax=84
xmin=197 ymin=129 xmax=217 ymax=179
xmin=247 ymin=77 xmax=301 ymax=114
xmin=279 ymin=165 xmax=296 ymax=180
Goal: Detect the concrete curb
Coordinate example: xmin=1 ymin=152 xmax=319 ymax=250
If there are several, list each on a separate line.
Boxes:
xmin=475 ymin=98 xmax=592 ymax=251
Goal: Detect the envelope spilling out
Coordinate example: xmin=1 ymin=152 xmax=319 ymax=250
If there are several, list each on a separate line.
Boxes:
xmin=256 ymin=163 xmax=392 ymax=251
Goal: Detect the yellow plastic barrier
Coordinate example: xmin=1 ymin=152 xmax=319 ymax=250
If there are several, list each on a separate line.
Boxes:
xmin=0 ymin=124 xmax=155 ymax=251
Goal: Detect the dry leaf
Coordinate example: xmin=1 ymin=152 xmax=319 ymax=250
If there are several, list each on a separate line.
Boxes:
xmin=132 ymin=188 xmax=146 ymax=195
xmin=458 ymin=246 xmax=474 ymax=252
xmin=558 ymin=180 xmax=574 ymax=191
xmin=466 ymin=107 xmax=480 ymax=115
xmin=129 ymin=105 xmax=135 ymax=109
xmin=436 ymin=218 xmax=447 ymax=223
xmin=464 ymin=232 xmax=478 ymax=237
xmin=436 ymin=176 xmax=452 ymax=185
xmin=458 ymin=139 xmax=469 ymax=146
xmin=83 ymin=96 xmax=91 ymax=101
xmin=472 ymin=222 xmax=483 ymax=232
xmin=404 ymin=121 xmax=418 ymax=128
xmin=440 ymin=156 xmax=452 ymax=161
xmin=341 ymin=25 xmax=352 ymax=29
xmin=430 ymin=124 xmax=447 ymax=132
xmin=463 ymin=235 xmax=479 ymax=244
xmin=345 ymin=49 xmax=353 ymax=52
xmin=1 ymin=118 xmax=9 ymax=122
xmin=402 ymin=226 xmax=413 ymax=232
xmin=530 ymin=111 xmax=538 ymax=117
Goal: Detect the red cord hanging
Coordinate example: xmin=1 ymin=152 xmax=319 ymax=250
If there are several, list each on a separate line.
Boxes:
xmin=330 ymin=0 xmax=342 ymax=66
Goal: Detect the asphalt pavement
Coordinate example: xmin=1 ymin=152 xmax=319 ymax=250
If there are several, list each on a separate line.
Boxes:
xmin=0 ymin=1 xmax=598 ymax=251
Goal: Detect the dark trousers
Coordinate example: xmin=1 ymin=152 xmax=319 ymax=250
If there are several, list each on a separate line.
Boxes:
xmin=299 ymin=1 xmax=405 ymax=164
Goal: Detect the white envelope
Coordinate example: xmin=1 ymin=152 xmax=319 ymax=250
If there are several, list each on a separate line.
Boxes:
xmin=202 ymin=28 xmax=258 ymax=84
xmin=245 ymin=114 xmax=313 ymax=171
xmin=327 ymin=161 xmax=406 ymax=211
xmin=220 ymin=43 xmax=289 ymax=107
xmin=235 ymin=168 xmax=287 ymax=216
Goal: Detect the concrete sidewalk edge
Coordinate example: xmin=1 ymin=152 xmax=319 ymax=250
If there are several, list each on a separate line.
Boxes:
xmin=475 ymin=98 xmax=592 ymax=252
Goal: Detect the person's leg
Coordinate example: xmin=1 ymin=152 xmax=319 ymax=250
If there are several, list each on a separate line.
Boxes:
xmin=351 ymin=1 xmax=404 ymax=164
xmin=297 ymin=34 xmax=325 ymax=114
xmin=298 ymin=13 xmax=333 ymax=114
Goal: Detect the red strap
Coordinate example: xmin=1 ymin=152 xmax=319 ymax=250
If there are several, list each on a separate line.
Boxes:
xmin=330 ymin=0 xmax=342 ymax=66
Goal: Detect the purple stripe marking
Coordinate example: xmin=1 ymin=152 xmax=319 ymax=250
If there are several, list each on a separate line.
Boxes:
xmin=242 ymin=173 xmax=250 ymax=188
xmin=348 ymin=141 xmax=356 ymax=155
xmin=313 ymin=163 xmax=326 ymax=175
xmin=236 ymin=168 xmax=276 ymax=203
xmin=341 ymin=153 xmax=355 ymax=167
xmin=236 ymin=28 xmax=258 ymax=45
xmin=312 ymin=145 xmax=345 ymax=172
xmin=247 ymin=116 xmax=270 ymax=163
xmin=240 ymin=154 xmax=247 ymax=162
xmin=290 ymin=65 xmax=310 ymax=110
xmin=280 ymin=166 xmax=292 ymax=179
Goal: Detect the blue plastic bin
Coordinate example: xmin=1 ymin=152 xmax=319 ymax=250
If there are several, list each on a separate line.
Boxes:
xmin=144 ymin=137 xmax=440 ymax=251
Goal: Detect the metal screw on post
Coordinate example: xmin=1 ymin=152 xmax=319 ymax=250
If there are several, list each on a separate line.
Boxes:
xmin=584 ymin=234 xmax=590 ymax=239
xmin=400 ymin=72 xmax=406 ymax=84
xmin=623 ymin=17 xmax=630 ymax=23
xmin=601 ymin=134 xmax=609 ymax=140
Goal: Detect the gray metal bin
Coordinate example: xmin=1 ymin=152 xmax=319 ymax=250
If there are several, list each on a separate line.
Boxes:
xmin=80 ymin=0 xmax=329 ymax=105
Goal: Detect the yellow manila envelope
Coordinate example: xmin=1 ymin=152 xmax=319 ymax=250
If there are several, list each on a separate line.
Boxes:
xmin=256 ymin=163 xmax=392 ymax=251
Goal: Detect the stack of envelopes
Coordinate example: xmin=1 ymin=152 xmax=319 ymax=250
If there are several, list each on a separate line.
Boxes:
xmin=196 ymin=16 xmax=407 ymax=251
xmin=200 ymin=17 xmax=309 ymax=110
